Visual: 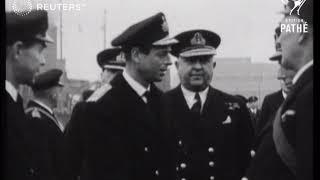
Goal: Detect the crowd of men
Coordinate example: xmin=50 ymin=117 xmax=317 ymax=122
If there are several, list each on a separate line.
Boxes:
xmin=4 ymin=0 xmax=313 ymax=180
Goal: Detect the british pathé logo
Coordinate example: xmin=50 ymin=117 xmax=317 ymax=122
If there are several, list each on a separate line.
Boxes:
xmin=281 ymin=0 xmax=307 ymax=16
xmin=12 ymin=0 xmax=33 ymax=16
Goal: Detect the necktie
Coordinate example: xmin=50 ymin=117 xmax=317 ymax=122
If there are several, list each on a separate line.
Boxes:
xmin=191 ymin=93 xmax=201 ymax=115
xmin=143 ymin=91 xmax=151 ymax=104
xmin=17 ymin=94 xmax=24 ymax=109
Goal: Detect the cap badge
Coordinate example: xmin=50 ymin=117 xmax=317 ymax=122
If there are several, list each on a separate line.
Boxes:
xmin=161 ymin=15 xmax=169 ymax=32
xmin=116 ymin=51 xmax=126 ymax=62
xmin=191 ymin=32 xmax=206 ymax=45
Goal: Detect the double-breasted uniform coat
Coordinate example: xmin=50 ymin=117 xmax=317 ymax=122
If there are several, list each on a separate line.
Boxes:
xmin=61 ymin=74 xmax=172 ymax=180
xmin=162 ymin=86 xmax=254 ymax=180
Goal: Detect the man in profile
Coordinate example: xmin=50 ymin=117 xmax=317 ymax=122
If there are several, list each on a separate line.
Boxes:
xmin=61 ymin=12 xmax=178 ymax=180
xmin=5 ymin=10 xmax=55 ymax=180
xmin=25 ymin=69 xmax=65 ymax=179
xmin=246 ymin=0 xmax=313 ymax=179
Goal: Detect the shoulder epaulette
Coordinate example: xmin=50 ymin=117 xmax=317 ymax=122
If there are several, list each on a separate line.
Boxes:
xmin=86 ymin=84 xmax=112 ymax=102
xmin=25 ymin=107 xmax=42 ymax=118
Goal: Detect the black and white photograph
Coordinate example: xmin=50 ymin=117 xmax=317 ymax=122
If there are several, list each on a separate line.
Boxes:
xmin=4 ymin=0 xmax=314 ymax=180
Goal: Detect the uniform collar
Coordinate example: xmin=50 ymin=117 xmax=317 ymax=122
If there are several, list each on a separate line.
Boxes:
xmin=123 ymin=70 xmax=150 ymax=102
xmin=33 ymin=99 xmax=54 ymax=115
xmin=292 ymin=60 xmax=313 ymax=84
xmin=5 ymin=80 xmax=18 ymax=102
xmin=282 ymin=90 xmax=287 ymax=99
xmin=180 ymin=85 xmax=209 ymax=110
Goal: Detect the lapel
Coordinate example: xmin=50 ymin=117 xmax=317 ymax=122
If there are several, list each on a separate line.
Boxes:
xmin=281 ymin=65 xmax=313 ymax=112
xmin=170 ymin=86 xmax=195 ymax=144
xmin=202 ymin=87 xmax=227 ymax=124
xmin=111 ymin=74 xmax=160 ymax=132
xmin=6 ymin=92 xmax=34 ymax=158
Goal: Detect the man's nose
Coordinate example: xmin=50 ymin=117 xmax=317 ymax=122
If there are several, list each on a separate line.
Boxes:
xmin=40 ymin=56 xmax=46 ymax=65
xmin=193 ymin=60 xmax=202 ymax=69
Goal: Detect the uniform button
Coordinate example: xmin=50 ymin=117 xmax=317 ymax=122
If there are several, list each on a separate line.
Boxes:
xmin=28 ymin=168 xmax=35 ymax=175
xmin=155 ymin=169 xmax=159 ymax=176
xmin=210 ymin=176 xmax=215 ymax=180
xmin=208 ymin=147 xmax=214 ymax=153
xmin=144 ymin=146 xmax=149 ymax=152
xmin=250 ymin=150 xmax=255 ymax=157
xmin=178 ymin=140 xmax=183 ymax=146
xmin=209 ymin=161 xmax=215 ymax=167
xmin=180 ymin=163 xmax=187 ymax=169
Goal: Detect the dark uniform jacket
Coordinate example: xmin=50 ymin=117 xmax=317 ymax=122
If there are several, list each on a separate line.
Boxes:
xmin=61 ymin=74 xmax=171 ymax=180
xmin=253 ymin=90 xmax=284 ymax=150
xmin=162 ymin=86 xmax=254 ymax=180
xmin=25 ymin=100 xmax=64 ymax=179
xmin=248 ymin=108 xmax=261 ymax=136
xmin=4 ymin=92 xmax=56 ymax=180
xmin=246 ymin=65 xmax=313 ymax=180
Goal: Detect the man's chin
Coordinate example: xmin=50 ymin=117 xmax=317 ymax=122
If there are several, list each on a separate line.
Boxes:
xmin=189 ymin=83 xmax=207 ymax=92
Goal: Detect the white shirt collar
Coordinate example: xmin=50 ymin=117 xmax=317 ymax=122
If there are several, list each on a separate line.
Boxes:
xmin=5 ymin=80 xmax=18 ymax=102
xmin=282 ymin=90 xmax=287 ymax=99
xmin=123 ymin=70 xmax=150 ymax=103
xmin=33 ymin=99 xmax=54 ymax=115
xmin=181 ymin=85 xmax=209 ymax=111
xmin=292 ymin=60 xmax=313 ymax=84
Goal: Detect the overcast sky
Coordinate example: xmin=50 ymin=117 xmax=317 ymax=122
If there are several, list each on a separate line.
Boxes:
xmin=6 ymin=0 xmax=284 ymax=81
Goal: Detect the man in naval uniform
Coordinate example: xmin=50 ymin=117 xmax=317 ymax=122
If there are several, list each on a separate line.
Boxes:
xmin=86 ymin=47 xmax=126 ymax=101
xmin=162 ymin=29 xmax=254 ymax=180
xmin=61 ymin=12 xmax=178 ymax=180
xmin=4 ymin=10 xmax=55 ymax=180
xmin=25 ymin=69 xmax=64 ymax=179
xmin=60 ymin=47 xmax=126 ymax=179
xmin=245 ymin=0 xmax=313 ymax=179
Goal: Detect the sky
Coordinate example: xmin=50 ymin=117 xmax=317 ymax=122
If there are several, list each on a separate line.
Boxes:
xmin=6 ymin=0 xmax=285 ymax=81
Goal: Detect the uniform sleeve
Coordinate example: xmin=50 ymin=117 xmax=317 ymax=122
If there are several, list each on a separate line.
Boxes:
xmin=254 ymin=96 xmax=271 ymax=149
xmin=296 ymin=83 xmax=313 ymax=180
xmin=59 ymin=102 xmax=87 ymax=180
xmin=236 ymin=101 xmax=255 ymax=178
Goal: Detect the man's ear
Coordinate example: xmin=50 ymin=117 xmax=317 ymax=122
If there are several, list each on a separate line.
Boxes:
xmin=297 ymin=24 xmax=312 ymax=44
xmin=11 ymin=41 xmax=24 ymax=60
xmin=131 ymin=47 xmax=144 ymax=63
xmin=175 ymin=60 xmax=179 ymax=70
